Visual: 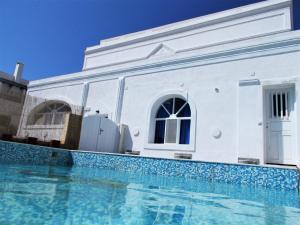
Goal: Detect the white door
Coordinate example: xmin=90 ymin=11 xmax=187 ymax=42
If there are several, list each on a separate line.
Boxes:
xmin=79 ymin=114 xmax=118 ymax=153
xmin=266 ymin=87 xmax=296 ymax=165
xmin=95 ymin=117 xmax=118 ymax=153
xmin=79 ymin=115 xmax=101 ymax=151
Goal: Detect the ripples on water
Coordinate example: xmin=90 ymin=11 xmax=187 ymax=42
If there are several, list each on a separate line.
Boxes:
xmin=0 ymin=163 xmax=299 ymax=225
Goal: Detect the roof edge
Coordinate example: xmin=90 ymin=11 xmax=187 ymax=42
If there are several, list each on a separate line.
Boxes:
xmin=85 ymin=0 xmax=292 ymax=54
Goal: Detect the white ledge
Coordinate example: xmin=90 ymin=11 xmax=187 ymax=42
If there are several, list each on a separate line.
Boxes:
xmin=85 ymin=0 xmax=291 ymax=54
xmin=28 ymin=30 xmax=300 ymax=89
xmin=144 ymin=143 xmax=195 ymax=152
xmin=239 ymin=79 xmax=261 ymax=86
xmin=24 ymin=125 xmax=65 ymax=130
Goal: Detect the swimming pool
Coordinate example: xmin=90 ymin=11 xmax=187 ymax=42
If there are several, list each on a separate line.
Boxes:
xmin=0 ymin=163 xmax=299 ymax=225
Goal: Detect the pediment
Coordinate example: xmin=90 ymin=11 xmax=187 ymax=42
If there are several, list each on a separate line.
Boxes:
xmin=147 ymin=44 xmax=175 ymax=59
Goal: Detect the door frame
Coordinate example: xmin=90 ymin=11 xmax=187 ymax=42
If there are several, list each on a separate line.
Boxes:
xmin=263 ymin=84 xmax=297 ymax=165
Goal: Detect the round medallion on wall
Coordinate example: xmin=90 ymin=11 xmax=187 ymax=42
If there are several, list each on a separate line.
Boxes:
xmin=212 ymin=129 xmax=222 ymax=139
xmin=133 ymin=127 xmax=140 ymax=137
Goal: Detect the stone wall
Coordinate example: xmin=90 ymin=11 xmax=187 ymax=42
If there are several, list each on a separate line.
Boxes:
xmin=17 ymin=95 xmax=83 ymax=147
xmin=0 ymin=82 xmax=26 ymax=137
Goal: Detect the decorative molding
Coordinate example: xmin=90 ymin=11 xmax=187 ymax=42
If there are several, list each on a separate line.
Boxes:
xmin=114 ymin=77 xmax=125 ymax=124
xmin=85 ymin=0 xmax=291 ymax=54
xmin=28 ymin=34 xmax=300 ymax=90
xmin=83 ymin=12 xmax=289 ymax=72
xmin=239 ymin=79 xmax=261 ymax=86
xmin=147 ymin=44 xmax=175 ymax=59
xmin=83 ymin=11 xmax=290 ymax=69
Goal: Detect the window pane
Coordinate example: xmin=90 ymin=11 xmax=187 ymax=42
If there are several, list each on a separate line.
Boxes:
xmin=165 ymin=119 xmax=177 ymax=143
xmin=154 ymin=120 xmax=165 ymax=143
xmin=163 ymin=98 xmax=173 ymax=114
xmin=180 ymin=120 xmax=190 ymax=144
xmin=53 ymin=113 xmax=64 ymax=125
xmin=177 ymin=104 xmax=191 ymax=117
xmin=273 ymin=94 xmax=276 ymax=117
xmin=39 ymin=105 xmax=51 ymax=113
xmin=44 ymin=113 xmax=53 ymax=125
xmin=48 ymin=103 xmax=56 ymax=110
xmin=156 ymin=106 xmax=169 ymax=118
xmin=282 ymin=93 xmax=286 ymax=116
xmin=32 ymin=114 xmax=44 ymax=125
xmin=57 ymin=105 xmax=71 ymax=112
xmin=277 ymin=94 xmax=281 ymax=117
xmin=174 ymin=98 xmax=185 ymax=114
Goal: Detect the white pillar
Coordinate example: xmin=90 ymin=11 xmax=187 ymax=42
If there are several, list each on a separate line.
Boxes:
xmin=114 ymin=77 xmax=125 ymax=124
xmin=237 ymin=79 xmax=263 ymax=164
xmin=81 ymin=82 xmax=90 ymax=108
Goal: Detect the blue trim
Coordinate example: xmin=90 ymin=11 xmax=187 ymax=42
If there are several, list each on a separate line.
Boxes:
xmin=154 ymin=120 xmax=165 ymax=143
xmin=156 ymin=106 xmax=169 ymax=118
xmin=179 ymin=119 xmax=190 ymax=144
xmin=177 ymin=104 xmax=191 ymax=117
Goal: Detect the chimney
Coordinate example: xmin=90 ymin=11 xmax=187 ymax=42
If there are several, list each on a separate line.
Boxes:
xmin=13 ymin=62 xmax=24 ymax=82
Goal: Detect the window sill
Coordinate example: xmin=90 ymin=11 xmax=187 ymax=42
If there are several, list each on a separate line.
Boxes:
xmin=144 ymin=143 xmax=195 ymax=152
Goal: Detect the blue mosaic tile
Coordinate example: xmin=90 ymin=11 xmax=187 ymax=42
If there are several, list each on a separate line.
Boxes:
xmin=69 ymin=150 xmax=300 ymax=190
xmin=0 ymin=140 xmax=298 ymax=190
xmin=0 ymin=141 xmax=72 ymax=166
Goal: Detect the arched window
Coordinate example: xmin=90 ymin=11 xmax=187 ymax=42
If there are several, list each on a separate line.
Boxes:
xmin=154 ymin=97 xmax=191 ymax=144
xmin=27 ymin=101 xmax=71 ymax=126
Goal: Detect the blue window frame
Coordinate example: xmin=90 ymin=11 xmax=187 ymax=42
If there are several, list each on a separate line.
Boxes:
xmin=154 ymin=97 xmax=191 ymax=144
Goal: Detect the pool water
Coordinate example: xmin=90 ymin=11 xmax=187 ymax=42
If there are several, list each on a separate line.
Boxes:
xmin=0 ymin=163 xmax=299 ymax=225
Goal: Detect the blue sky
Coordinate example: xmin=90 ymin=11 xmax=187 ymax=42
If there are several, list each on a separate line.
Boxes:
xmin=1 ymin=0 xmax=299 ymax=81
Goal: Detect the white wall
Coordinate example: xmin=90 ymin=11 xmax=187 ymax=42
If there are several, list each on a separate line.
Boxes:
xmin=84 ymin=79 xmax=119 ymax=119
xmin=238 ymin=81 xmax=263 ymax=163
xmin=120 ymin=50 xmax=300 ymax=163
xmin=28 ymin=83 xmax=84 ymax=107
xmin=83 ymin=0 xmax=291 ymax=70
xmin=26 ymin=40 xmax=300 ymax=164
xmin=25 ymin=0 xmax=300 ymax=165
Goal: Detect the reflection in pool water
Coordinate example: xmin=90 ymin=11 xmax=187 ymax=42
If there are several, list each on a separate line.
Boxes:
xmin=0 ymin=163 xmax=299 ymax=225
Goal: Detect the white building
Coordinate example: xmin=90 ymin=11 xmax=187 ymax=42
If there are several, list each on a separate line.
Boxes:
xmin=24 ymin=0 xmax=300 ymax=166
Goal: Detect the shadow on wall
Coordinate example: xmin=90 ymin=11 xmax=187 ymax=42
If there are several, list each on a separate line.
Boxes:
xmin=123 ymin=125 xmax=133 ymax=152
xmin=79 ymin=114 xmax=120 ymax=153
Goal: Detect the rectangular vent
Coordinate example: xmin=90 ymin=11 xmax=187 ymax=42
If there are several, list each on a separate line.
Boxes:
xmin=238 ymin=157 xmax=259 ymax=165
xmin=174 ymin=153 xmax=192 ymax=160
xmin=125 ymin=150 xmax=140 ymax=155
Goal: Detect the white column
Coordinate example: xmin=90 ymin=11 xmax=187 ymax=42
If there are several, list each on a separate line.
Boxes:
xmin=237 ymin=79 xmax=263 ymax=164
xmin=114 ymin=77 xmax=125 ymax=124
xmin=295 ymin=80 xmax=300 ymax=167
xmin=81 ymin=82 xmax=90 ymax=108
